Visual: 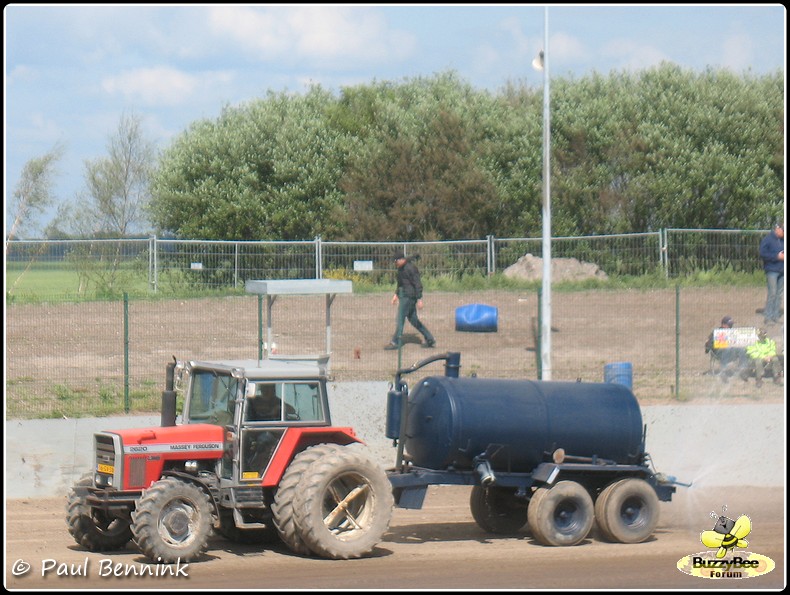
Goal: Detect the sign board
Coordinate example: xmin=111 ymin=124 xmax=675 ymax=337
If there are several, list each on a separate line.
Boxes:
xmin=712 ymin=327 xmax=759 ymax=350
xmin=353 ymin=260 xmax=374 ymax=272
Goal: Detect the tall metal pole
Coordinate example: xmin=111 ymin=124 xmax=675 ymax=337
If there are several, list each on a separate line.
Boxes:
xmin=540 ymin=6 xmax=552 ymax=380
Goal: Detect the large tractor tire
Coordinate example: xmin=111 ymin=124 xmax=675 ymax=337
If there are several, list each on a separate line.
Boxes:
xmin=271 ymin=443 xmax=345 ymax=556
xmin=131 ymin=477 xmax=213 ymax=563
xmin=292 ymin=444 xmax=394 ymax=559
xmin=594 ymin=478 xmax=659 ymax=544
xmin=66 ymin=472 xmax=133 ymax=551
xmin=527 ymin=481 xmax=594 ymax=547
xmin=470 ymin=485 xmax=528 ymax=534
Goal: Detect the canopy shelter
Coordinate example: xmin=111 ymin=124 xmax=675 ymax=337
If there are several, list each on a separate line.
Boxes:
xmin=245 ymin=279 xmax=353 ymax=364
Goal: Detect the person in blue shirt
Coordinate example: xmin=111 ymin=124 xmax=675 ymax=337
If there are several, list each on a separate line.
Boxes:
xmin=759 ymin=222 xmax=784 ymax=325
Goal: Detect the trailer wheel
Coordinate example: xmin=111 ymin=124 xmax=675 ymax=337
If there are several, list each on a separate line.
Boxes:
xmin=528 ymin=481 xmax=594 ymax=546
xmin=66 ymin=473 xmax=133 ymax=551
xmin=470 ymin=485 xmax=528 ymax=534
xmin=293 ymin=445 xmax=394 ymax=559
xmin=131 ymin=477 xmax=213 ymax=563
xmin=272 ymin=443 xmax=344 ymax=556
xmin=594 ymin=478 xmax=659 ymax=544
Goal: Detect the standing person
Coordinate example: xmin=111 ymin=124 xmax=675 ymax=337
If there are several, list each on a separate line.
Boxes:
xmin=385 ymin=252 xmax=436 ymax=350
xmin=759 ymin=222 xmax=784 ymax=325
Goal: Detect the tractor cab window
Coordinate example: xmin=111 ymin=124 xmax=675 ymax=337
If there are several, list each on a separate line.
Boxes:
xmin=187 ymin=370 xmax=238 ymax=426
xmin=245 ymin=381 xmax=324 ymax=423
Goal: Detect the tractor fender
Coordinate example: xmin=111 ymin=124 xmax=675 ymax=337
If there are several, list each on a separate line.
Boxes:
xmin=261 ymin=427 xmax=361 ymax=487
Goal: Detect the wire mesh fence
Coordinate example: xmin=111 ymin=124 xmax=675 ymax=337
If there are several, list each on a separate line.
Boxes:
xmin=5 ymin=229 xmax=782 ymax=419
xmin=6 ymin=228 xmax=772 ymax=300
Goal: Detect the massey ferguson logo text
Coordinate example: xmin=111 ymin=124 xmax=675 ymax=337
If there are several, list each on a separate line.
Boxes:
xmin=123 ymin=442 xmax=222 ymax=454
xmin=676 ymin=506 xmax=774 ymax=579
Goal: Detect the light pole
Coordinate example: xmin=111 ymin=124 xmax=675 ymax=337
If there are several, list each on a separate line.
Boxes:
xmin=532 ymin=6 xmax=552 ymax=380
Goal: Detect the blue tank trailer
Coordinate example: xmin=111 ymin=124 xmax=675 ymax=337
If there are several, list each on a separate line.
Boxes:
xmin=385 ymin=352 xmax=688 ymax=546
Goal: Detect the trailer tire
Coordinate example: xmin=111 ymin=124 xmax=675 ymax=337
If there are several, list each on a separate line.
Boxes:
xmin=66 ymin=473 xmax=133 ymax=551
xmin=272 ymin=443 xmax=345 ymax=556
xmin=131 ymin=477 xmax=213 ymax=563
xmin=594 ymin=478 xmax=659 ymax=544
xmin=528 ymin=481 xmax=594 ymax=546
xmin=293 ymin=445 xmax=394 ymax=559
xmin=470 ymin=485 xmax=528 ymax=534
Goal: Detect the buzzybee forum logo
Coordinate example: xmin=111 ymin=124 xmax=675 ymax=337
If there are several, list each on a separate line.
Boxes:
xmin=677 ymin=506 xmax=775 ymax=579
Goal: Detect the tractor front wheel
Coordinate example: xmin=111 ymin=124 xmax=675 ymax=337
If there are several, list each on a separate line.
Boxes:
xmin=131 ymin=477 xmax=213 ymax=563
xmin=66 ymin=473 xmax=133 ymax=551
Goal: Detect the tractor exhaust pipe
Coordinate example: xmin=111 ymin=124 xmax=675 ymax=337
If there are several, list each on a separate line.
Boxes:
xmin=161 ymin=357 xmax=177 ymax=427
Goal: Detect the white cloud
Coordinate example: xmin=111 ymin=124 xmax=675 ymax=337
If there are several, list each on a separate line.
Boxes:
xmin=101 ymin=67 xmax=234 ymax=107
xmin=206 ymin=6 xmax=415 ymax=66
xmin=719 ymin=33 xmax=754 ymax=72
xmin=7 ymin=64 xmax=38 ymax=85
xmin=600 ymin=39 xmax=670 ymax=72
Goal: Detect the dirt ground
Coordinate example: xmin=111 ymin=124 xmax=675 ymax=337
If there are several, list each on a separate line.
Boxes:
xmin=5 ymin=485 xmax=784 ymax=590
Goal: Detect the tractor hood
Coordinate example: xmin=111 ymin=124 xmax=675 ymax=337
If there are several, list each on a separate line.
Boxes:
xmin=108 ymin=424 xmax=225 ymax=456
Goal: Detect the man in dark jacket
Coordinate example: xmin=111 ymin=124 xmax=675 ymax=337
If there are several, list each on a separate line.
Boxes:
xmin=759 ymin=222 xmax=784 ymax=325
xmin=385 ymin=252 xmax=436 ymax=350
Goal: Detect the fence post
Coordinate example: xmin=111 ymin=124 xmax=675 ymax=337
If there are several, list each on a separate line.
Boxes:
xmin=124 ymin=292 xmax=130 ymax=412
xmin=234 ymin=242 xmax=240 ymax=289
xmin=315 ymin=236 xmax=322 ymax=279
xmin=487 ymin=235 xmax=495 ymax=275
xmin=258 ymin=294 xmax=264 ymax=360
xmin=674 ymin=284 xmax=680 ymax=400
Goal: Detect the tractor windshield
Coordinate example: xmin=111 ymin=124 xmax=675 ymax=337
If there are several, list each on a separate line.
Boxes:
xmin=187 ymin=370 xmax=238 ymax=426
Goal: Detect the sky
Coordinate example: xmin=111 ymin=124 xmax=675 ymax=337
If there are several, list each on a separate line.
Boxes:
xmin=4 ymin=4 xmax=787 ymax=238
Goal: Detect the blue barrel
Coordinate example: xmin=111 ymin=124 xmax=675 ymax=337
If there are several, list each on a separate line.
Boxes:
xmin=455 ymin=304 xmax=498 ymax=332
xmin=604 ymin=362 xmax=633 ymax=390
xmin=404 ymin=376 xmax=643 ymax=472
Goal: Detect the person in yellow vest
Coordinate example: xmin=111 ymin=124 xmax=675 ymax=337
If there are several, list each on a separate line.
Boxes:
xmin=744 ymin=329 xmax=783 ymax=387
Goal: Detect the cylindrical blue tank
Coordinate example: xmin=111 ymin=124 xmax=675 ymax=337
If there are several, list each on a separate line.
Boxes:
xmin=404 ymin=376 xmax=643 ymax=472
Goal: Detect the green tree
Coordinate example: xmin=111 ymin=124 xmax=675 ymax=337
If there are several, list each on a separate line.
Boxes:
xmin=6 ymin=143 xmax=64 ymax=243
xmin=150 ymin=87 xmax=350 ymax=240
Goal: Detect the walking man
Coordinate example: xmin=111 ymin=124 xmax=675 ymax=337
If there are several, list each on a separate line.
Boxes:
xmin=759 ymin=222 xmax=784 ymax=325
xmin=385 ymin=252 xmax=436 ymax=350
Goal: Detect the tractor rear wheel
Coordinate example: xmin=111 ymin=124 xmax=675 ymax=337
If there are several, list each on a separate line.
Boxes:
xmin=271 ymin=443 xmax=344 ymax=556
xmin=528 ymin=481 xmax=594 ymax=546
xmin=470 ymin=485 xmax=528 ymax=534
xmin=594 ymin=478 xmax=659 ymax=544
xmin=66 ymin=472 xmax=133 ymax=551
xmin=293 ymin=445 xmax=394 ymax=559
xmin=131 ymin=477 xmax=213 ymax=563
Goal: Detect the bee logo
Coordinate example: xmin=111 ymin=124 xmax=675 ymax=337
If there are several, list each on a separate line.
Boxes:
xmin=700 ymin=506 xmax=751 ymax=558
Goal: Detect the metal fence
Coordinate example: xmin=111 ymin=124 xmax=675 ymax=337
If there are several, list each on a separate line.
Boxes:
xmin=5 ymin=229 xmax=780 ymax=419
xmin=4 ymin=229 xmax=770 ymax=296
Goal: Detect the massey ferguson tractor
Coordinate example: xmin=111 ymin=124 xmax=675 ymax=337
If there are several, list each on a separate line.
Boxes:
xmin=67 ymin=280 xmax=683 ymax=563
xmin=67 ymin=355 xmax=394 ymax=563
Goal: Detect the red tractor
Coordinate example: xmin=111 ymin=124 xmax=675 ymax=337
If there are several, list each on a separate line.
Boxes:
xmin=67 ymin=356 xmax=394 ymax=562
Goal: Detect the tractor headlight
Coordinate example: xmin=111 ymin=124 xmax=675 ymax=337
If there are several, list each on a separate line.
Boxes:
xmin=184 ymin=460 xmax=199 ymax=474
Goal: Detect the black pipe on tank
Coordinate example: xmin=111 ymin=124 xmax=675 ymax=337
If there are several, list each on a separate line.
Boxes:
xmin=444 ymin=352 xmax=461 ymax=378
